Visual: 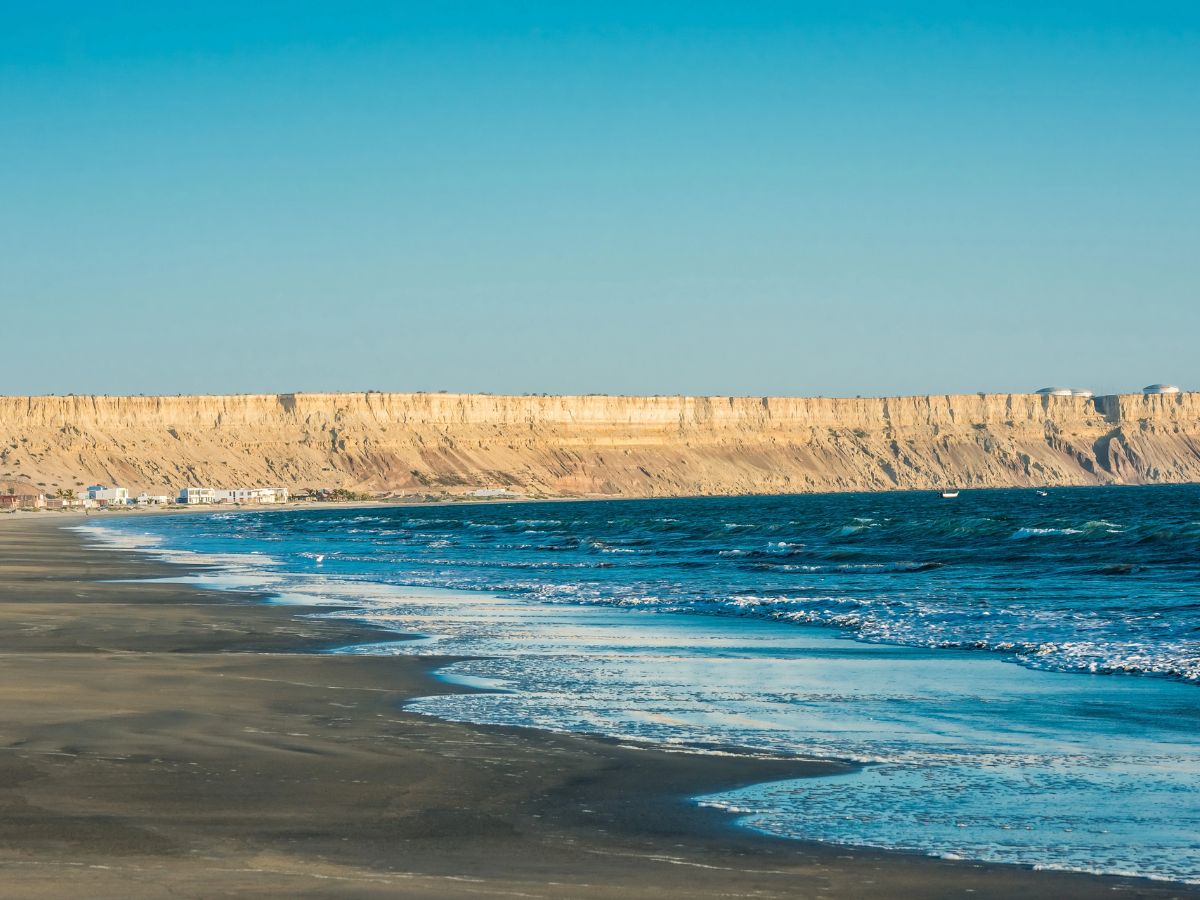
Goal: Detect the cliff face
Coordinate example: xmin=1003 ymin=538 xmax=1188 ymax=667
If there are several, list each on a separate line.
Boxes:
xmin=1 ymin=391 xmax=1198 ymax=497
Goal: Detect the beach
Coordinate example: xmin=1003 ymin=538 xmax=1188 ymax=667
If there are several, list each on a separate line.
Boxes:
xmin=0 ymin=512 xmax=1195 ymax=899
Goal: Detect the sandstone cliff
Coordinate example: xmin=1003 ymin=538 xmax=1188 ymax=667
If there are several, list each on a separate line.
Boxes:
xmin=1 ymin=392 xmax=1198 ymax=498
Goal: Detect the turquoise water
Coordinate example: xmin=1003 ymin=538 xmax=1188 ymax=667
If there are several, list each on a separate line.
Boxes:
xmin=85 ymin=486 xmax=1200 ymax=883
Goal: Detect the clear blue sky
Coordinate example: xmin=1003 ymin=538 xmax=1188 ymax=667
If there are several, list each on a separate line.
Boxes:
xmin=2 ymin=2 xmax=1196 ymax=397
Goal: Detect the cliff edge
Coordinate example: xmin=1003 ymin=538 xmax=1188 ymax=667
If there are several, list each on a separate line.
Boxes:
xmin=1 ymin=392 xmax=1198 ymax=497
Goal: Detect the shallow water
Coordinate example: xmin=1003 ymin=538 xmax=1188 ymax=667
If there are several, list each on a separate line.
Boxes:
xmin=84 ymin=486 xmax=1200 ymax=883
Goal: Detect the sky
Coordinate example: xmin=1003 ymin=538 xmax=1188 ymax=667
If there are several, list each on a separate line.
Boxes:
xmin=1 ymin=2 xmax=1197 ymax=397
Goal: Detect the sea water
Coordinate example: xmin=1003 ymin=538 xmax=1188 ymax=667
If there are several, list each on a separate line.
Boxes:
xmin=83 ymin=486 xmax=1200 ymax=883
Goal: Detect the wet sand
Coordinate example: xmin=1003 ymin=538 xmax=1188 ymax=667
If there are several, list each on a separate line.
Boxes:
xmin=0 ymin=513 xmax=1194 ymax=898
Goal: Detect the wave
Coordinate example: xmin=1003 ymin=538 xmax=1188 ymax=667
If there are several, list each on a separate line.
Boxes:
xmin=746 ymin=561 xmax=944 ymax=574
xmin=1011 ymin=526 xmax=1082 ymax=539
xmin=518 ymin=588 xmax=1198 ymax=684
xmin=833 ymin=524 xmax=877 ymax=537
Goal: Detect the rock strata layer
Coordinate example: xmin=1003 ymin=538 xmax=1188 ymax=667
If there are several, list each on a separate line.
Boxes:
xmin=1 ymin=392 xmax=1198 ymax=497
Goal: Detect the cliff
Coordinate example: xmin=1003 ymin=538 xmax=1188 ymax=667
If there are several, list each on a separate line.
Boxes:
xmin=1 ymin=391 xmax=1199 ymax=498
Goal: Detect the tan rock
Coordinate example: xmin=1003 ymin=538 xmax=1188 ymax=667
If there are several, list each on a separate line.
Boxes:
xmin=0 ymin=391 xmax=1196 ymax=497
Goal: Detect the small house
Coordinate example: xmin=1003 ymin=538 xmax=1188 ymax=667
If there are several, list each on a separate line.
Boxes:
xmin=0 ymin=481 xmax=47 ymax=509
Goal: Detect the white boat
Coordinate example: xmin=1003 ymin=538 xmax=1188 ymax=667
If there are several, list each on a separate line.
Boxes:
xmin=1036 ymin=489 xmax=1048 ymax=497
xmin=940 ymin=490 xmax=960 ymax=499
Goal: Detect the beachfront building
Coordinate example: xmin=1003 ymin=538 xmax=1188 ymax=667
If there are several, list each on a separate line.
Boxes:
xmin=0 ymin=481 xmax=46 ymax=509
xmin=1143 ymin=384 xmax=1181 ymax=394
xmin=211 ymin=487 xmax=289 ymax=504
xmin=136 ymin=493 xmax=173 ymax=505
xmin=178 ymin=487 xmax=217 ymax=505
xmin=178 ymin=486 xmax=288 ymax=505
xmin=87 ymin=484 xmax=130 ymax=507
xmin=44 ymin=496 xmax=83 ymax=510
xmin=0 ymin=494 xmax=42 ymax=509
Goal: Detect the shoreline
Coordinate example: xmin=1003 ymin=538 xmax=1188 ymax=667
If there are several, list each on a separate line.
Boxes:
xmin=0 ymin=513 xmax=1194 ymax=897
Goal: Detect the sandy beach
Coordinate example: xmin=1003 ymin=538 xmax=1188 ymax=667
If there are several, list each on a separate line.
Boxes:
xmin=0 ymin=512 xmax=1194 ymax=898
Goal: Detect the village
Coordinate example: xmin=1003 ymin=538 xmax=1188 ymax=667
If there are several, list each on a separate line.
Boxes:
xmin=0 ymin=482 xmax=294 ymax=511
xmin=0 ymin=481 xmax=516 ymax=512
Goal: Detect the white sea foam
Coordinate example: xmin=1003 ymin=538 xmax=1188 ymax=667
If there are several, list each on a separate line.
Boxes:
xmin=1011 ymin=526 xmax=1082 ymax=539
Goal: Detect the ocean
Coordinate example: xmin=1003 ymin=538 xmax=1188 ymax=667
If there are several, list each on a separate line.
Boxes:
xmin=84 ymin=485 xmax=1200 ymax=883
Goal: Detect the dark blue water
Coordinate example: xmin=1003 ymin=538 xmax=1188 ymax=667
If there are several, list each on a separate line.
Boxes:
xmin=86 ymin=485 xmax=1200 ymax=883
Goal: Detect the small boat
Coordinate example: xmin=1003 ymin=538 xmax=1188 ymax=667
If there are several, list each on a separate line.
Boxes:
xmin=940 ymin=489 xmax=960 ymax=499
xmin=1036 ymin=489 xmax=1048 ymax=497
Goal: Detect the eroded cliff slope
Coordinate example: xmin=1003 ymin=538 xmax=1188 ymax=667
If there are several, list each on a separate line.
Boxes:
xmin=1 ymin=392 xmax=1198 ymax=497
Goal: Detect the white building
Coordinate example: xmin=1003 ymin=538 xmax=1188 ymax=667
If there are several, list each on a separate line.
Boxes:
xmin=178 ymin=487 xmax=289 ymax=505
xmin=212 ymin=487 xmax=289 ymax=504
xmin=87 ymin=484 xmax=130 ymax=506
xmin=136 ymin=493 xmax=172 ymax=505
xmin=1143 ymin=384 xmax=1181 ymax=394
xmin=1036 ymin=387 xmax=1094 ymax=398
xmin=178 ymin=487 xmax=217 ymax=505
